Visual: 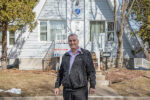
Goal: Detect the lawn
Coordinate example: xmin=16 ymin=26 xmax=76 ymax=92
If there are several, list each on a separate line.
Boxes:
xmin=0 ymin=69 xmax=63 ymax=97
xmin=1 ymin=68 xmax=150 ymax=97
xmin=105 ymin=68 xmax=150 ymax=96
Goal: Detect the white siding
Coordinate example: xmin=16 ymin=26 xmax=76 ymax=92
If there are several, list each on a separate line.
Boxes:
xmin=0 ymin=0 xmax=143 ymax=59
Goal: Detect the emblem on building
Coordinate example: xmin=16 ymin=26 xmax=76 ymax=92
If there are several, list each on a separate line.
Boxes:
xmin=74 ymin=8 xmax=81 ymax=17
xmin=72 ymin=0 xmax=81 ymax=18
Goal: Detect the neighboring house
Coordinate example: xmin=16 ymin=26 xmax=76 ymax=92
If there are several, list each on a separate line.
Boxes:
xmin=0 ymin=0 xmax=145 ymax=70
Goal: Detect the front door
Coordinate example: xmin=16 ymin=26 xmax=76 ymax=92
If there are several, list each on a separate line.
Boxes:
xmin=95 ymin=33 xmax=105 ymax=50
xmin=90 ymin=21 xmax=105 ymax=51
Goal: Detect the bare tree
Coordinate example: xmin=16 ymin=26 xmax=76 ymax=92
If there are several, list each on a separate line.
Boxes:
xmin=114 ymin=0 xmax=118 ymax=33
xmin=116 ymin=0 xmax=135 ymax=67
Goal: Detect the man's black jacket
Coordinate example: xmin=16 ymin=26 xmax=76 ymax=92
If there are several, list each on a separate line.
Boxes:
xmin=55 ymin=48 xmax=96 ymax=89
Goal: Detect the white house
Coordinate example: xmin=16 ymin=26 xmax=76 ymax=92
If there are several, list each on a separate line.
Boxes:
xmin=0 ymin=0 xmax=145 ymax=70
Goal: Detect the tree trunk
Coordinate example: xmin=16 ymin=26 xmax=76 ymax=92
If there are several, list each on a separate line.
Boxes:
xmin=114 ymin=0 xmax=119 ymax=67
xmin=114 ymin=0 xmax=118 ymax=33
xmin=116 ymin=0 xmax=125 ymax=68
xmin=1 ymin=21 xmax=8 ymax=70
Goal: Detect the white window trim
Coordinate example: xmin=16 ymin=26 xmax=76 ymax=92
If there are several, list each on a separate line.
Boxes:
xmin=89 ymin=20 xmax=106 ymax=42
xmin=8 ymin=31 xmax=16 ymax=48
xmin=0 ymin=31 xmax=15 ymax=48
xmin=107 ymin=21 xmax=115 ymax=43
xmin=38 ymin=20 xmax=67 ymax=43
xmin=38 ymin=20 xmax=51 ymax=44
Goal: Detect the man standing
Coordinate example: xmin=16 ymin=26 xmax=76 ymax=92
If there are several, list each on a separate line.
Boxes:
xmin=54 ymin=34 xmax=96 ymax=100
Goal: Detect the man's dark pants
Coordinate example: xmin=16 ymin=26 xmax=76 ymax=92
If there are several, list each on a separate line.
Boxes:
xmin=63 ymin=86 xmax=88 ymax=100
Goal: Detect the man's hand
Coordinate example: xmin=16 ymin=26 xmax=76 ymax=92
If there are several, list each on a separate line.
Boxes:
xmin=54 ymin=88 xmax=59 ymax=95
xmin=89 ymin=88 xmax=95 ymax=94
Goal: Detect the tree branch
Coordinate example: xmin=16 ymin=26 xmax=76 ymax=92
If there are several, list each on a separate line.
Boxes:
xmin=126 ymin=0 xmax=136 ymax=18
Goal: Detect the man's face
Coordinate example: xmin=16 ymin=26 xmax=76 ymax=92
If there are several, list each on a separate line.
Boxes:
xmin=68 ymin=35 xmax=79 ymax=50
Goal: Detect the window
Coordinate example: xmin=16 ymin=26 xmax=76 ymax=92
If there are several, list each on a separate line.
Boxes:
xmin=9 ymin=31 xmax=15 ymax=45
xmin=0 ymin=28 xmax=15 ymax=45
xmin=40 ymin=20 xmax=67 ymax=42
xmin=49 ymin=20 xmax=66 ymax=41
xmin=90 ymin=21 xmax=105 ymax=41
xmin=107 ymin=22 xmax=114 ymax=41
xmin=40 ymin=21 xmax=47 ymax=41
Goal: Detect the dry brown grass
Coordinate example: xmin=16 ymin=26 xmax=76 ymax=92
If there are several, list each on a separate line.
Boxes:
xmin=0 ymin=69 xmax=63 ymax=97
xmin=1 ymin=68 xmax=150 ymax=97
xmin=106 ymin=68 xmax=150 ymax=96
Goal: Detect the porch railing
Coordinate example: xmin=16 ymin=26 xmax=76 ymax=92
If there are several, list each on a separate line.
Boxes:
xmin=42 ymin=40 xmax=55 ymax=71
xmin=134 ymin=58 xmax=150 ymax=70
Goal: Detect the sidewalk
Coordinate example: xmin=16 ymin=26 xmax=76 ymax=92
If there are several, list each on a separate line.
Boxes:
xmin=1 ymin=96 xmax=150 ymax=100
xmin=92 ymin=85 xmax=119 ymax=96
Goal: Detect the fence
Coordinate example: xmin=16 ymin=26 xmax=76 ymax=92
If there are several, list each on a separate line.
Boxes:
xmin=134 ymin=58 xmax=150 ymax=70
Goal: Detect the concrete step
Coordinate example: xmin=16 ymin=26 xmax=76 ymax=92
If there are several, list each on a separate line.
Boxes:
xmin=96 ymin=75 xmax=105 ymax=80
xmin=96 ymin=80 xmax=109 ymax=86
xmin=96 ymin=72 xmax=102 ymax=75
xmin=93 ymin=61 xmax=98 ymax=63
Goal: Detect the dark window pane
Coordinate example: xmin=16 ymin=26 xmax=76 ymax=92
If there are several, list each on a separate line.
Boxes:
xmin=9 ymin=38 xmax=15 ymax=45
xmin=108 ymin=32 xmax=114 ymax=41
xmin=108 ymin=22 xmax=114 ymax=31
xmin=9 ymin=31 xmax=15 ymax=45
xmin=40 ymin=32 xmax=47 ymax=41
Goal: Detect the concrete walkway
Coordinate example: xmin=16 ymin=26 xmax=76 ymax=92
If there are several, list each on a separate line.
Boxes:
xmin=92 ymin=71 xmax=119 ymax=96
xmin=92 ymin=86 xmax=119 ymax=96
xmin=1 ymin=96 xmax=150 ymax=100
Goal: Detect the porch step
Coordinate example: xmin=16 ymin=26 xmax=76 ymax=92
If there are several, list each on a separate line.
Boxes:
xmin=96 ymin=75 xmax=105 ymax=80
xmin=96 ymin=72 xmax=109 ymax=86
xmin=96 ymin=72 xmax=102 ymax=75
xmin=96 ymin=80 xmax=109 ymax=86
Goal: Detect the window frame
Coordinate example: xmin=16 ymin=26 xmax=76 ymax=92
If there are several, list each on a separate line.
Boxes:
xmin=8 ymin=31 xmax=16 ymax=46
xmin=39 ymin=20 xmax=67 ymax=43
xmin=107 ymin=21 xmax=115 ymax=42
xmin=40 ymin=21 xmax=48 ymax=41
xmin=89 ymin=20 xmax=105 ymax=42
xmin=0 ymin=27 xmax=16 ymax=47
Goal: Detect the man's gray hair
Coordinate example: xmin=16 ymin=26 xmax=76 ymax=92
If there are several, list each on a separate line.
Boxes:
xmin=68 ymin=34 xmax=78 ymax=40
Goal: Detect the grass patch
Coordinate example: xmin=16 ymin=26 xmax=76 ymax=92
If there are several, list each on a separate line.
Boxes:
xmin=106 ymin=68 xmax=150 ymax=96
xmin=0 ymin=69 xmax=63 ymax=97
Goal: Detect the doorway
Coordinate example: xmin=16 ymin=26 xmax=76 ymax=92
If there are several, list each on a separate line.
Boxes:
xmin=90 ymin=21 xmax=105 ymax=51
